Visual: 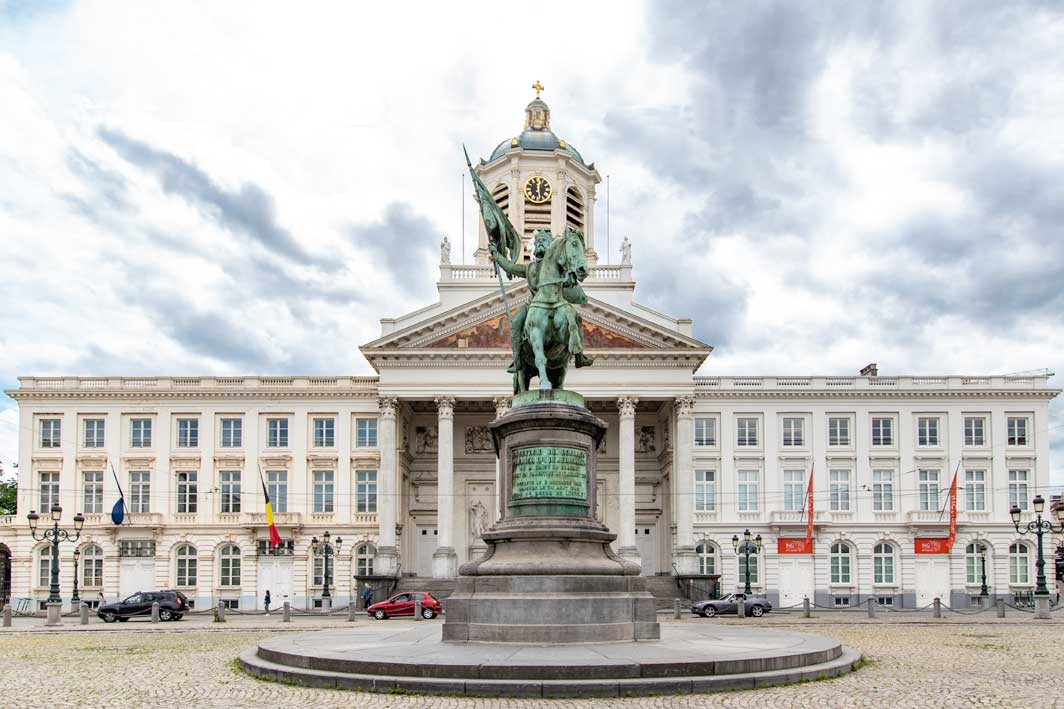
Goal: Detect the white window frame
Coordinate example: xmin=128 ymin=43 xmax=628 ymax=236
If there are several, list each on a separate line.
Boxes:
xmin=267 ymin=418 xmax=289 ymax=448
xmin=130 ymin=418 xmax=152 ymax=448
xmin=83 ymin=470 xmax=104 ymax=514
xmin=963 ymin=416 xmax=986 ymax=447
xmin=355 ymin=417 xmax=378 ymax=448
xmin=220 ymin=418 xmax=242 ymax=448
xmin=829 ymin=470 xmax=851 ymax=512
xmin=737 ymin=470 xmax=759 ymax=512
xmin=176 ymin=471 xmax=197 ymax=514
xmin=965 ymin=542 xmax=989 ymax=585
xmin=39 ymin=418 xmax=61 ymax=448
xmin=918 ymin=469 xmax=940 ymax=511
xmin=1007 ymin=416 xmax=1029 ymax=446
xmin=782 ymin=470 xmax=804 ymax=512
xmin=827 ymin=416 xmax=850 ymax=447
xmin=965 ymin=469 xmax=986 ymax=512
xmin=694 ymin=417 xmax=717 ymax=447
xmin=736 ymin=418 xmax=758 ymax=447
xmin=176 ymin=418 xmax=199 ymax=448
xmin=356 ymin=470 xmax=378 ymax=513
xmin=873 ymin=543 xmax=895 ymax=585
xmin=313 ymin=417 xmax=336 ymax=448
xmin=313 ymin=470 xmax=335 ymax=513
xmin=219 ymin=545 xmax=241 ymax=587
xmin=267 ymin=470 xmax=288 ymax=514
xmin=129 ymin=471 xmax=151 ymax=514
xmin=81 ymin=544 xmax=104 ymax=587
xmin=1009 ymin=543 xmax=1030 ymax=585
xmin=871 ymin=416 xmax=894 ymax=446
xmin=176 ymin=545 xmax=198 ymax=587
xmin=830 ymin=542 xmax=852 ymax=584
xmin=39 ymin=471 xmax=60 ymax=512
xmin=917 ymin=416 xmax=939 ymax=447
xmin=83 ymin=418 xmax=105 ymax=448
xmin=781 ymin=417 xmax=804 ymax=447
xmin=38 ymin=553 xmax=51 ymax=588
xmin=695 ymin=542 xmax=717 ymax=575
xmin=355 ymin=543 xmax=376 ymax=577
xmin=694 ymin=470 xmax=716 ymax=512
xmin=220 ymin=470 xmax=241 ymax=513
xmin=1008 ymin=469 xmax=1029 ymax=510
xmin=872 ymin=469 xmax=894 ymax=512
xmin=736 ymin=553 xmax=759 ymax=586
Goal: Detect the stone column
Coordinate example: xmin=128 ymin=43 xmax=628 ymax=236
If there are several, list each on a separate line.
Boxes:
xmin=433 ymin=396 xmax=458 ymax=578
xmin=373 ymin=397 xmax=400 ymax=576
xmin=672 ymin=396 xmax=698 ymax=574
xmin=617 ymin=396 xmax=641 ymax=566
xmin=493 ymin=396 xmax=511 ymax=522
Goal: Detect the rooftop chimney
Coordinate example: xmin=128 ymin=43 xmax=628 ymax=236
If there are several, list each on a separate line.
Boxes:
xmin=860 ymin=363 xmax=878 ymax=377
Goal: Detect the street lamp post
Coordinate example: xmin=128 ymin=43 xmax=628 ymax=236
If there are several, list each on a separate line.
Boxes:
xmin=27 ymin=505 xmax=85 ymax=605
xmin=731 ymin=529 xmax=763 ymax=595
xmin=71 ymin=548 xmax=81 ymax=607
xmin=979 ymin=546 xmax=989 ymax=599
xmin=1010 ymin=495 xmax=1064 ymax=598
xmin=312 ymin=532 xmax=342 ymax=601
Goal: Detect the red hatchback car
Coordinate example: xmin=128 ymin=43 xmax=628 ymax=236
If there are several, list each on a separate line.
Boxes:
xmin=368 ymin=591 xmax=441 ymax=620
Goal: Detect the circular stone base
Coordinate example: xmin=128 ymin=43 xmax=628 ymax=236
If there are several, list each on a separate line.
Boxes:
xmin=240 ymin=623 xmax=860 ymax=698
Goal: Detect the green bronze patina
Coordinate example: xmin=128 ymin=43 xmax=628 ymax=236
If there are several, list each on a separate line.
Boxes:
xmin=464 ymin=147 xmax=594 ymax=394
xmin=512 ymin=446 xmax=588 ymax=500
xmin=511 ymin=389 xmax=585 ymax=408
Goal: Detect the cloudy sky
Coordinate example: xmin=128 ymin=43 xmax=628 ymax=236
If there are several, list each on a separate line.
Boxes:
xmin=1 ymin=1 xmax=1063 ymax=482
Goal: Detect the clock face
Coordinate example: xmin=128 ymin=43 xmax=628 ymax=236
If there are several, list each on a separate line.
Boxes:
xmin=524 ymin=176 xmax=552 ymax=204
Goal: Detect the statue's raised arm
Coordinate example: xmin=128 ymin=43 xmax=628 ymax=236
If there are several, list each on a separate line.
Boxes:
xmin=489 ymin=242 xmax=527 ymax=278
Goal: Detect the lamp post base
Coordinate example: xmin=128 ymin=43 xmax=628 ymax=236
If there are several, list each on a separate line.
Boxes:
xmin=45 ymin=602 xmax=62 ymax=626
xmin=1035 ymin=595 xmax=1051 ymax=619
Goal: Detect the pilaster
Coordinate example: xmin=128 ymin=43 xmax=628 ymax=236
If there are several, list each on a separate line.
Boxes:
xmin=672 ymin=396 xmax=698 ymax=574
xmin=616 ymin=396 xmax=640 ymax=566
xmin=373 ymin=397 xmax=400 ymax=577
xmin=432 ymin=396 xmax=458 ymax=578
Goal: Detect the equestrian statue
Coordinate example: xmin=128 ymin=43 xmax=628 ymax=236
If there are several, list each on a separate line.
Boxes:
xmin=464 ymin=147 xmax=594 ymax=394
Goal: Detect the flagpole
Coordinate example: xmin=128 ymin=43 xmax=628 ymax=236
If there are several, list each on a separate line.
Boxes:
xmin=110 ymin=463 xmax=128 ymax=525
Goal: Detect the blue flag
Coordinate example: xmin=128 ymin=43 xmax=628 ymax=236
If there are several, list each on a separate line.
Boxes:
xmin=110 ymin=463 xmax=127 ymax=525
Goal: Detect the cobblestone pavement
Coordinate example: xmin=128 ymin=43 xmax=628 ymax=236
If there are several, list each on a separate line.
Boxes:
xmin=1 ymin=616 xmax=1060 ymax=708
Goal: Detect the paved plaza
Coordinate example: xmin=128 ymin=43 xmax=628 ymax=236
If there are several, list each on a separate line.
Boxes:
xmin=1 ymin=613 xmax=1061 ymax=707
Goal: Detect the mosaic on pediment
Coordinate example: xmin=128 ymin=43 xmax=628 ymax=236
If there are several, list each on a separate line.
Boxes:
xmin=427 ymin=314 xmax=649 ymax=349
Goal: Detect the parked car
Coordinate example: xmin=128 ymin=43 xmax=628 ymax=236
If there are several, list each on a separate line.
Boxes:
xmin=368 ymin=591 xmax=441 ymax=620
xmin=97 ymin=590 xmax=190 ymax=622
xmin=691 ymin=592 xmax=773 ymax=618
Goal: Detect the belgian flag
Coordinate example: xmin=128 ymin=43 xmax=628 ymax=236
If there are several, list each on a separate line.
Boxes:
xmin=258 ymin=466 xmax=282 ymax=547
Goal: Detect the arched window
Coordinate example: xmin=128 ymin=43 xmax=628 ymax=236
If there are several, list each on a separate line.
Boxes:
xmin=37 ymin=547 xmax=51 ymax=588
xmin=312 ymin=544 xmax=335 ymax=588
xmin=830 ymin=542 xmax=853 ymax=584
xmin=355 ymin=543 xmax=376 ymax=577
xmin=219 ymin=545 xmax=241 ymax=587
xmin=565 ymin=186 xmax=585 ymax=234
xmin=965 ymin=542 xmax=989 ymax=585
xmin=736 ymin=552 xmax=759 ymax=586
xmin=81 ymin=544 xmax=103 ymax=588
xmin=872 ymin=543 xmax=894 ymax=585
xmin=176 ymin=545 xmax=197 ymax=587
xmin=695 ymin=542 xmax=717 ymax=576
xmin=1009 ymin=543 xmax=1030 ymax=585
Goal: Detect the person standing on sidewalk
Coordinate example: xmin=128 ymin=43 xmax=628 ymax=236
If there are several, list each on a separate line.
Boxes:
xmin=264 ymin=589 xmax=272 ymax=615
xmin=360 ymin=583 xmax=373 ymax=610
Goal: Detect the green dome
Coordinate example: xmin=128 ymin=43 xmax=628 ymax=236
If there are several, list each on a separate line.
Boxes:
xmin=486 ymin=96 xmax=589 ymax=167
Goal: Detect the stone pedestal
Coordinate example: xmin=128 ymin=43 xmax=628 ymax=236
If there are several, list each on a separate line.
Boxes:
xmin=443 ymin=391 xmax=659 ymax=644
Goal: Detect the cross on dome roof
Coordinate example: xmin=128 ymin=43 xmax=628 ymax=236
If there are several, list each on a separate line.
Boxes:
xmin=532 ymin=80 xmax=544 ymax=98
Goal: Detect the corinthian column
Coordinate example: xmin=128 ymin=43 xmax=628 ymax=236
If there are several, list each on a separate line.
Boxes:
xmin=374 ymin=397 xmax=400 ymax=577
xmin=672 ymin=396 xmax=698 ymax=575
xmin=616 ymin=396 xmax=641 ymax=566
xmin=432 ymin=396 xmax=458 ymax=578
xmin=493 ymin=396 xmax=511 ymax=522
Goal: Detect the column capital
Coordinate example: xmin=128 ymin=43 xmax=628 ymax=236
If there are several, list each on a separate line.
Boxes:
xmin=675 ymin=396 xmax=696 ymax=417
xmin=379 ymin=397 xmax=399 ymax=418
xmin=435 ymin=396 xmax=456 ymax=419
xmin=493 ymin=396 xmax=512 ymax=419
xmin=616 ymin=396 xmax=639 ymax=418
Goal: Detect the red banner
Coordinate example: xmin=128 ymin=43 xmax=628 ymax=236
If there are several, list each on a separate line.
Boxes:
xmin=778 ymin=538 xmax=814 ymax=554
xmin=914 ymin=469 xmax=958 ymax=554
xmin=806 ymin=463 xmax=815 ymax=544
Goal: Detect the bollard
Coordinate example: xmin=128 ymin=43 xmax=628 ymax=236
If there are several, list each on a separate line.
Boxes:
xmin=803 ymin=596 xmax=810 ymax=618
xmin=867 ymin=597 xmax=876 ymax=618
xmin=414 ymin=599 xmax=422 ymax=621
xmin=80 ymin=602 xmax=89 ymax=625
xmin=347 ymin=603 xmax=357 ymax=622
xmin=215 ymin=600 xmax=226 ymax=623
xmin=282 ymin=600 xmax=291 ymax=623
xmin=737 ymin=597 xmax=745 ymax=619
xmin=2 ymin=604 xmax=12 ymax=627
xmin=46 ymin=601 xmax=62 ymax=627
xmin=151 ymin=601 xmax=160 ymax=623
xmin=996 ymin=598 xmax=1005 ymax=618
xmin=673 ymin=599 xmax=681 ymax=619
xmin=933 ymin=597 xmax=941 ymax=618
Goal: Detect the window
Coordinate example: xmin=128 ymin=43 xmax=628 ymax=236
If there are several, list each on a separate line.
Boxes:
xmin=313 ymin=417 xmax=336 ymax=447
xmin=917 ymin=417 xmax=939 ymax=447
xmin=829 ymin=470 xmax=851 ymax=512
xmin=1009 ymin=543 xmax=1030 ymax=585
xmin=876 ymin=597 xmax=894 ymax=607
xmin=176 ymin=418 xmax=198 ymax=448
xmin=176 ymin=472 xmax=197 ymax=514
xmin=267 ymin=418 xmax=289 ymax=447
xmin=83 ymin=418 xmax=105 ymax=448
xmin=1007 ymin=417 xmax=1028 ymax=446
xmin=737 ymin=554 xmax=759 ymax=585
xmin=872 ymin=470 xmax=894 ymax=512
xmin=219 ymin=545 xmax=241 ymax=586
xmin=873 ymin=543 xmax=895 ymax=584
xmin=737 ymin=470 xmax=759 ymax=512
xmin=736 ymin=418 xmax=758 ymax=447
xmin=131 ymin=418 xmax=152 ymax=448
xmin=871 ymin=417 xmax=894 ymax=446
xmin=694 ymin=417 xmax=716 ymax=447
xmin=830 ymin=542 xmax=852 ymax=584
xmin=38 ymin=553 xmax=51 ymax=587
xmin=356 ymin=470 xmax=377 ymax=513
xmin=966 ymin=542 xmax=989 ymax=585
xmin=695 ymin=470 xmax=716 ymax=512
xmin=39 ymin=472 xmax=60 ymax=512
xmin=118 ymin=540 xmax=156 ymax=557
xmin=266 ymin=470 xmax=288 ymax=514
xmin=313 ymin=471 xmax=334 ymax=513
xmin=221 ymin=599 xmax=240 ymax=610
xmin=83 ymin=471 xmax=103 ymax=514
xmin=783 ymin=470 xmax=804 ymax=512
xmin=355 ymin=543 xmax=376 ymax=576
xmin=1008 ymin=470 xmax=1029 ymax=510
xmin=220 ymin=418 xmax=242 ymax=448
xmin=918 ymin=470 xmax=940 ymax=511
xmin=356 ymin=417 xmax=378 ymax=448
xmin=129 ymin=471 xmax=150 ymax=513
xmin=833 ymin=596 xmax=851 ymax=607
xmin=782 ymin=418 xmax=804 ymax=446
xmin=695 ymin=542 xmax=716 ymax=575
xmin=258 ymin=539 xmax=294 ymax=555
xmin=828 ymin=417 xmax=850 ymax=446
xmin=81 ymin=545 xmax=103 ymax=587
xmin=220 ymin=471 xmax=241 ymax=513
xmin=964 ymin=417 xmax=986 ymax=446
xmin=176 ymin=545 xmax=197 ymax=586
xmin=312 ymin=545 xmax=335 ymax=588
xmin=40 ymin=418 xmax=61 ymax=448
xmin=965 ymin=469 xmax=986 ymax=512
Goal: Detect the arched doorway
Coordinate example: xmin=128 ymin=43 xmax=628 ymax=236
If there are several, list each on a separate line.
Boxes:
xmin=0 ymin=544 xmax=11 ymax=609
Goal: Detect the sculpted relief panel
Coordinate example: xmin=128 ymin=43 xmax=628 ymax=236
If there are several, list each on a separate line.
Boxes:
xmin=465 ymin=426 xmax=494 ymax=454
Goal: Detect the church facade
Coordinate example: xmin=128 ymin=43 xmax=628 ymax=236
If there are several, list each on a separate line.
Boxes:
xmin=0 ymin=93 xmax=1059 ymax=612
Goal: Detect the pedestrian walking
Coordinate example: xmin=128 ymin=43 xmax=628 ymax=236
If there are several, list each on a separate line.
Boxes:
xmin=96 ymin=591 xmax=105 ymax=606
xmin=264 ymin=589 xmax=272 ymax=615
xmin=360 ymin=583 xmax=373 ymax=610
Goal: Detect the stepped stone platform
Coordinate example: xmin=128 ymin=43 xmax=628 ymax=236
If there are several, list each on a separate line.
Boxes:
xmin=239 ymin=623 xmax=860 ymax=698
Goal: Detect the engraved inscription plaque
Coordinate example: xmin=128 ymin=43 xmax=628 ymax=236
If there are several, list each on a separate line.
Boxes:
xmin=511 ymin=446 xmax=587 ymax=501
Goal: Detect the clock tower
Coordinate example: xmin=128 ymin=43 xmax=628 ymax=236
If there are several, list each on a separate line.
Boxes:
xmin=473 ymin=83 xmax=602 ymax=264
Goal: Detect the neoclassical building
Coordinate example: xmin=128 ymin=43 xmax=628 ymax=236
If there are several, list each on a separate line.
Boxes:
xmin=0 ymin=93 xmax=1059 ymax=612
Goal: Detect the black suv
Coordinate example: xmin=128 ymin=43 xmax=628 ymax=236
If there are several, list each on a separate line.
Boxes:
xmin=97 ymin=590 xmax=190 ymax=622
